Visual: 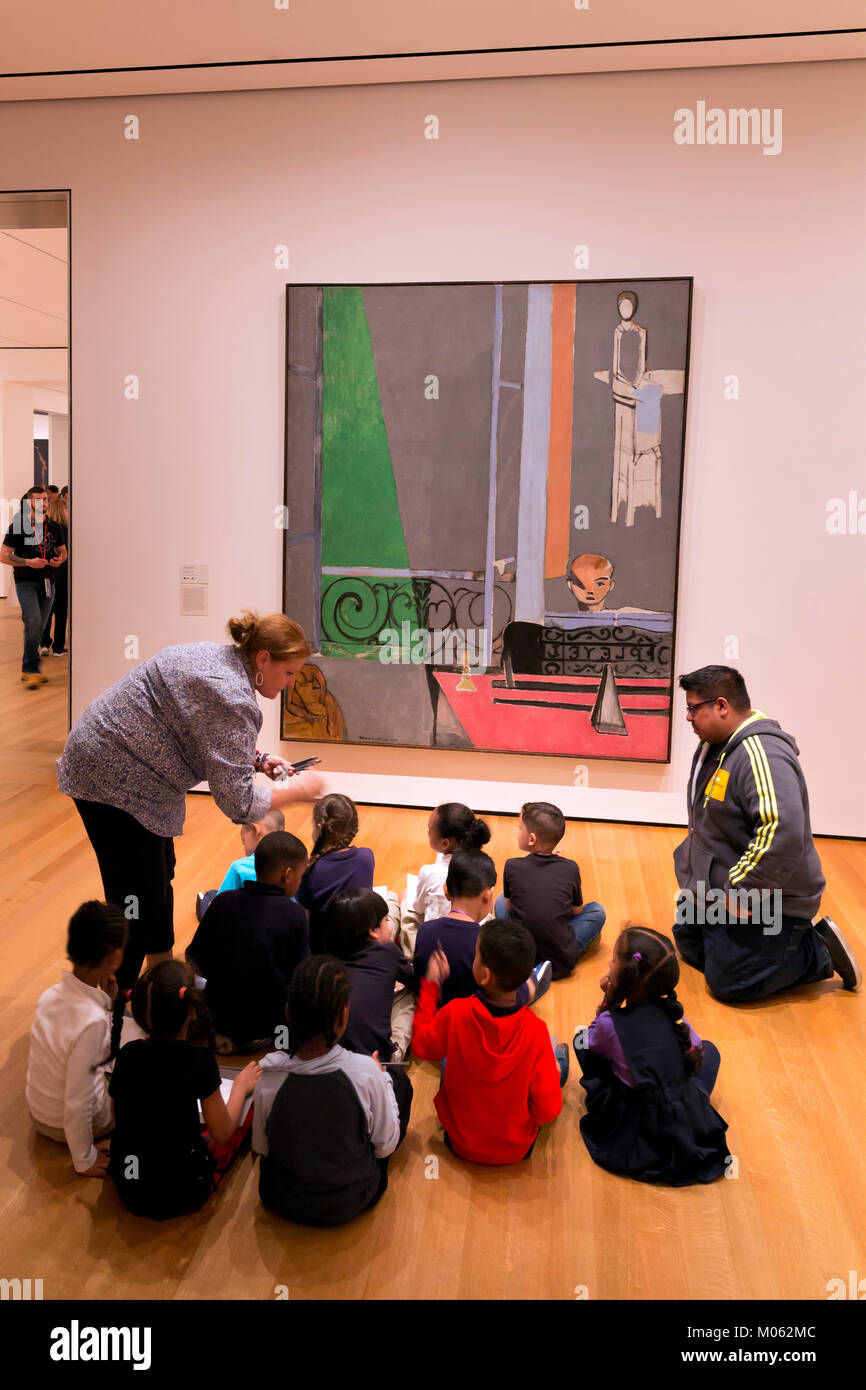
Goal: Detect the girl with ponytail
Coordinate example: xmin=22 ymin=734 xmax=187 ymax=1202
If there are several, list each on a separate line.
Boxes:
xmin=107 ymin=960 xmax=260 ymax=1220
xmin=572 ymin=925 xmax=730 ymax=1186
xmin=405 ymin=803 xmax=492 ymax=939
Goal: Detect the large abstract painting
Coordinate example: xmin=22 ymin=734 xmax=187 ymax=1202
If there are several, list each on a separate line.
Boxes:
xmin=282 ymin=279 xmax=692 ymax=761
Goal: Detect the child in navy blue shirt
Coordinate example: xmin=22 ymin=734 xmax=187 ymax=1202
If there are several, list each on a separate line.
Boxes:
xmin=414 ymin=850 xmax=550 ymax=1008
xmin=296 ymin=794 xmax=374 ymax=952
xmin=187 ymin=831 xmax=309 ymax=1052
xmin=325 ymin=888 xmax=415 ymax=1061
xmin=573 ymin=924 xmax=729 ymax=1186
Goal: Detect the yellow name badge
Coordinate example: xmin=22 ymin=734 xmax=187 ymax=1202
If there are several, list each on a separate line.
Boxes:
xmin=706 ymin=769 xmax=729 ymax=802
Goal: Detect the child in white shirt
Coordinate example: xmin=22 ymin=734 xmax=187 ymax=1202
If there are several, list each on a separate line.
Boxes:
xmin=26 ymin=901 xmax=127 ymax=1177
xmin=400 ymin=803 xmax=492 ymax=954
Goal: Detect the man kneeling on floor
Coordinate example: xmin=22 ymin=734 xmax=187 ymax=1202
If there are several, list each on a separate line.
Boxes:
xmin=673 ymin=664 xmax=860 ymax=1003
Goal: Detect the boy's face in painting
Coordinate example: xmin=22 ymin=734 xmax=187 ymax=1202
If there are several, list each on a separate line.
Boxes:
xmin=567 ymin=561 xmax=615 ymax=611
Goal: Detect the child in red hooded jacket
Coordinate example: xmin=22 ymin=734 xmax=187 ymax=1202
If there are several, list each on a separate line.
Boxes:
xmin=411 ymin=918 xmax=566 ymax=1165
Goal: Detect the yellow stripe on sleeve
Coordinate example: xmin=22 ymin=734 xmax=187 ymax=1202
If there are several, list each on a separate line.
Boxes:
xmin=728 ymin=737 xmax=779 ymax=884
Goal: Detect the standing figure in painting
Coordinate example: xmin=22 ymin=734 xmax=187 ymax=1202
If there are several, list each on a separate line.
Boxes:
xmin=608 ymin=291 xmax=662 ymax=526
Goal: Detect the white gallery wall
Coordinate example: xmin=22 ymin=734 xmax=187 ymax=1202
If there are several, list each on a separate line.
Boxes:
xmin=0 ymin=59 xmax=863 ymax=834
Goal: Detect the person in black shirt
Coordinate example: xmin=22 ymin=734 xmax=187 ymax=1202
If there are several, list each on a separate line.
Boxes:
xmin=325 ymin=888 xmax=415 ymax=1061
xmin=498 ymin=802 xmax=606 ymax=980
xmin=109 ymin=961 xmax=260 ymax=1220
xmin=1 ymin=487 xmax=67 ymax=687
xmin=187 ymin=831 xmax=310 ymax=1052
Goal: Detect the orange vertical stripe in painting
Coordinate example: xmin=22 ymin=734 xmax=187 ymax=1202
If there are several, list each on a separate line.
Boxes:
xmin=545 ymin=282 xmax=576 ymax=579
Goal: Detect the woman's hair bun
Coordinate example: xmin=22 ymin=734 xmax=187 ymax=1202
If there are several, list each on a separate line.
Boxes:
xmin=226 ymin=610 xmax=311 ymax=663
xmin=226 ymin=609 xmax=258 ymax=647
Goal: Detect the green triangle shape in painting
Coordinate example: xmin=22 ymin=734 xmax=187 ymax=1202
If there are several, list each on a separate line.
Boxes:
xmin=321 ymin=286 xmax=410 ymax=572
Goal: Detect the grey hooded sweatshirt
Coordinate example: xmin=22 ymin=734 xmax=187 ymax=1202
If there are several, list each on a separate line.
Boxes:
xmin=673 ymin=711 xmax=825 ymax=922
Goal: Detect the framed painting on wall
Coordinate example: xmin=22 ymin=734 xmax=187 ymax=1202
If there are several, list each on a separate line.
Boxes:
xmin=282 ymin=278 xmax=692 ymax=762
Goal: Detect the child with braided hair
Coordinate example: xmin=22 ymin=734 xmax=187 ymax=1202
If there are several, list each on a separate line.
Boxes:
xmin=295 ymin=794 xmax=375 ymax=952
xmin=573 ymin=925 xmax=730 ymax=1185
xmin=108 ymin=960 xmax=260 ymax=1219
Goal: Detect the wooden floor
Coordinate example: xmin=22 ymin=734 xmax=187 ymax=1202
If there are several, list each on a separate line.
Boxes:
xmin=0 ymin=606 xmax=864 ymax=1301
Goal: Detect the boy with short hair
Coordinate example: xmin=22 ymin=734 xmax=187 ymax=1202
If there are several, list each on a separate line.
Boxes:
xmin=498 ymin=801 xmax=605 ymax=980
xmin=195 ymin=807 xmax=286 ymax=919
xmin=411 ymin=919 xmax=565 ymax=1165
xmin=187 ymin=830 xmax=309 ymax=1052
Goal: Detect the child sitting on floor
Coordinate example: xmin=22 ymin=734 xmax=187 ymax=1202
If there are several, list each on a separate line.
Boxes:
xmin=414 ymin=849 xmax=551 ymax=1007
xmin=195 ymin=807 xmax=286 ymax=921
xmin=573 ymin=924 xmax=729 ymax=1186
xmin=26 ymin=901 xmax=128 ymax=1178
xmin=325 ymin=888 xmax=416 ymax=1062
xmin=498 ymin=801 xmax=606 ymax=980
xmin=253 ymin=956 xmax=413 ymax=1227
xmin=109 ymin=960 xmax=260 ymax=1220
xmin=411 ymin=919 xmax=565 ymax=1165
xmin=295 ymin=794 xmax=375 ymax=952
xmin=187 ymin=831 xmax=309 ymax=1054
xmin=400 ymin=803 xmax=492 ymax=953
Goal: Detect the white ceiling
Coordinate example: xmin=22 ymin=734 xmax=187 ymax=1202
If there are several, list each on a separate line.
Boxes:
xmin=0 ymin=1 xmax=863 ymax=101
xmin=0 ymin=228 xmax=68 ymax=348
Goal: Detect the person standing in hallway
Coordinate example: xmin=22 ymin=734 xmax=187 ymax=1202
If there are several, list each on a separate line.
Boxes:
xmin=1 ymin=486 xmax=67 ymax=689
xmin=40 ymin=490 xmax=69 ymax=656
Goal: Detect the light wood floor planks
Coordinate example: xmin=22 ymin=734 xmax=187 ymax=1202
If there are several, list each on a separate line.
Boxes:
xmin=0 ymin=608 xmax=863 ymax=1301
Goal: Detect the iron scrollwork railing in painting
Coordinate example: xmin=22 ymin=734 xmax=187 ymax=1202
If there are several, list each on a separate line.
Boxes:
xmin=320 ymin=575 xmax=514 ymax=665
xmin=502 ymin=622 xmax=672 ymax=680
xmin=320 ymin=576 xmax=420 ymax=651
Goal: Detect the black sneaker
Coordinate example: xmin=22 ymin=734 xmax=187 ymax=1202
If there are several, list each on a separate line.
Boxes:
xmin=814 ymin=917 xmax=862 ymax=991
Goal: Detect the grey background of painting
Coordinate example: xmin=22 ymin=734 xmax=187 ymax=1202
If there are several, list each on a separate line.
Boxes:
xmin=299 ymin=655 xmax=472 ymax=748
xmin=545 ymin=278 xmax=690 ymax=614
xmin=364 ymin=284 xmax=523 ymax=570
